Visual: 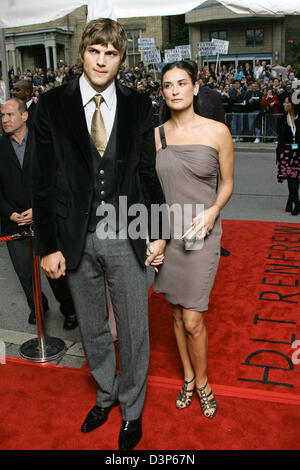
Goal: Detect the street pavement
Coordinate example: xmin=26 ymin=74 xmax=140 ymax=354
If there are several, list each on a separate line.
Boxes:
xmin=0 ymin=143 xmax=298 ymax=367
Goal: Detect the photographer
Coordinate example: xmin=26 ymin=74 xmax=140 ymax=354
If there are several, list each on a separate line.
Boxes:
xmin=261 ymin=87 xmax=280 ymax=139
xmin=219 ymin=83 xmax=230 ymax=115
xmin=229 ymin=79 xmax=247 ymax=141
xmin=246 ymin=81 xmax=263 ymax=143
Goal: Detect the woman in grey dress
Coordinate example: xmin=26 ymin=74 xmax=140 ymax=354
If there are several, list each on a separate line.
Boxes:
xmin=152 ymin=61 xmax=234 ymax=418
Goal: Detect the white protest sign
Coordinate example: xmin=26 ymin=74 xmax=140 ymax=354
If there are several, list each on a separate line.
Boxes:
xmin=139 ymin=46 xmax=157 ymax=53
xmin=211 ymin=38 xmax=229 ymax=54
xmin=144 ymin=48 xmax=162 ymax=65
xmin=175 ymin=45 xmax=191 ymax=59
xmin=164 ymin=49 xmax=182 ymax=63
xmin=197 ymin=42 xmax=216 ymax=56
xmin=138 ymin=38 xmax=155 ymax=52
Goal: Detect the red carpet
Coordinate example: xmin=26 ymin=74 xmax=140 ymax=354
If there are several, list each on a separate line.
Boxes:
xmin=148 ymin=220 xmax=300 ymax=402
xmin=1 ymin=357 xmax=300 ymax=450
xmin=1 ymin=220 xmax=300 ymax=450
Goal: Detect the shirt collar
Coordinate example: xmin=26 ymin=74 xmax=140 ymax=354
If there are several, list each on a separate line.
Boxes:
xmin=10 ymin=128 xmax=28 ymax=146
xmin=80 ymin=73 xmax=116 ymax=110
xmin=26 ymin=99 xmax=33 ymax=108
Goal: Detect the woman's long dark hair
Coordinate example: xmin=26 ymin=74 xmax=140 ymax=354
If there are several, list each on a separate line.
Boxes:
xmin=285 ymin=92 xmax=300 ymax=115
xmin=159 ymin=60 xmax=201 ymax=124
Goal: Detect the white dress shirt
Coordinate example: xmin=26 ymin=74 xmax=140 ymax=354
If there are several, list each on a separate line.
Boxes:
xmin=79 ymin=74 xmax=117 ymax=139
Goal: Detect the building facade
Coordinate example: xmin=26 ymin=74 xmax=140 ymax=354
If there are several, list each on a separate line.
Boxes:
xmin=186 ymin=1 xmax=300 ymax=69
xmin=4 ymin=6 xmax=180 ymax=73
xmin=4 ymin=2 xmax=300 ymax=76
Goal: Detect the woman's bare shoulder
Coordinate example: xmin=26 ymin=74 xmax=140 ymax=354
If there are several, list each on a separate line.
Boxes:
xmin=198 ymin=116 xmax=228 ymax=132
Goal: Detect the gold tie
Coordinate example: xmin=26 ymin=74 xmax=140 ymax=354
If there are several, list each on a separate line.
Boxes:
xmin=91 ymin=95 xmax=107 ymax=157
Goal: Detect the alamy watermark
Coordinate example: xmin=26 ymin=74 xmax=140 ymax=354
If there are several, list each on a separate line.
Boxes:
xmin=292 ymin=80 xmax=300 ymax=106
xmin=95 ymin=197 xmax=206 ymax=251
xmin=0 ymin=340 xmax=6 ymax=365
xmin=291 ymin=340 xmax=300 ymax=365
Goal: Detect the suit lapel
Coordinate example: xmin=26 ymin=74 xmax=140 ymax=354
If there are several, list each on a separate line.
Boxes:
xmin=116 ymin=81 xmax=135 ymax=163
xmin=60 ymin=77 xmax=92 ymax=171
xmin=4 ymin=134 xmax=22 ymax=171
xmin=22 ymin=128 xmax=33 ymax=171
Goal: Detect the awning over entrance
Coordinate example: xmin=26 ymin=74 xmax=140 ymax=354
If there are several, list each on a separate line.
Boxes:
xmin=5 ymin=27 xmax=73 ymax=73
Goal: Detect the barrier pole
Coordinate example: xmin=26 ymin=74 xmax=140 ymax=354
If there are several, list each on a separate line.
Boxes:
xmin=19 ymin=231 xmax=66 ymax=363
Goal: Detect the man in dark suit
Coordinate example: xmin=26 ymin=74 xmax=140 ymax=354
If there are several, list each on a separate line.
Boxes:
xmin=198 ymin=84 xmax=225 ymax=123
xmin=31 ymin=18 xmax=166 ymax=450
xmin=0 ymin=97 xmax=78 ymax=329
xmin=11 ymin=79 xmax=37 ymax=128
xmin=229 ymin=79 xmax=247 ymax=141
xmin=197 ymin=84 xmax=230 ymax=256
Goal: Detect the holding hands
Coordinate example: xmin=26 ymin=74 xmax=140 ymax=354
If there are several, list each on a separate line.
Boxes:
xmin=145 ymin=239 xmax=166 ymax=272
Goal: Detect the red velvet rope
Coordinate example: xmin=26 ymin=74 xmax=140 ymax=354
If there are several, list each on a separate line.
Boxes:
xmin=0 ymin=236 xmax=13 ymax=242
xmin=0 ymin=231 xmax=32 ymax=243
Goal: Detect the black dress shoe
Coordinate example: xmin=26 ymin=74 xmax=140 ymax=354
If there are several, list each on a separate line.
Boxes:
xmin=28 ymin=303 xmax=49 ymax=324
xmin=119 ymin=417 xmax=142 ymax=451
xmin=63 ymin=314 xmax=78 ymax=330
xmin=221 ymin=247 xmax=230 ymax=256
xmin=81 ymin=402 xmax=118 ymax=433
xmin=285 ymin=198 xmax=293 ymax=212
xmin=292 ymin=205 xmax=300 ymax=216
xmin=28 ymin=310 xmax=36 ymax=325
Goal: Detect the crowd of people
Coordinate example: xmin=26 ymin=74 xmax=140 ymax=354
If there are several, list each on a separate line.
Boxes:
xmin=0 ymin=16 xmax=299 ymax=451
xmin=5 ymin=58 xmax=299 ymax=142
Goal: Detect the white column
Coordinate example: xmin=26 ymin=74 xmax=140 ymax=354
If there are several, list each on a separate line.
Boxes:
xmin=18 ymin=49 xmax=23 ymax=73
xmin=0 ymin=29 xmax=9 ymax=98
xmin=12 ymin=49 xmax=17 ymax=75
xmin=45 ymin=46 xmax=51 ymax=69
xmin=51 ymin=45 xmax=57 ymax=71
xmin=64 ymin=45 xmax=70 ymax=65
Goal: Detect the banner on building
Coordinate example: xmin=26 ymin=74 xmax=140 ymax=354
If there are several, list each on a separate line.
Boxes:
xmin=1 ymin=1 xmax=300 ymax=28
xmin=211 ymin=38 xmax=229 ymax=54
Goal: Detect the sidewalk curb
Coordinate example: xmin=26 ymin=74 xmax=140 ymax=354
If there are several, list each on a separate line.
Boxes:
xmin=234 ymin=144 xmax=276 ymax=154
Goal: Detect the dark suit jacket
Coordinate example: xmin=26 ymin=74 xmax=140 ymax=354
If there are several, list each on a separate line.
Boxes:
xmin=0 ymin=129 xmax=33 ymax=235
xmin=198 ymin=86 xmax=225 ymax=123
xmin=32 ymin=77 xmax=165 ymax=270
xmin=276 ymin=114 xmax=300 ymax=162
xmin=27 ymin=101 xmax=37 ymax=128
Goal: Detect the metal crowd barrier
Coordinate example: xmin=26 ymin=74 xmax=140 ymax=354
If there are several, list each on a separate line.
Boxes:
xmin=225 ymin=112 xmax=284 ymax=142
xmin=0 ymin=226 xmax=66 ymax=363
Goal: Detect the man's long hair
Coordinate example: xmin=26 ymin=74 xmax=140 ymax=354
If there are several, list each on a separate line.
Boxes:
xmin=79 ymin=18 xmax=128 ymax=63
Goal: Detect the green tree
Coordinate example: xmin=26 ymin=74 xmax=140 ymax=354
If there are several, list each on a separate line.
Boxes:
xmin=173 ymin=24 xmax=189 ymax=46
xmin=293 ymin=64 xmax=300 ymax=79
xmin=287 ymin=40 xmax=300 ymax=66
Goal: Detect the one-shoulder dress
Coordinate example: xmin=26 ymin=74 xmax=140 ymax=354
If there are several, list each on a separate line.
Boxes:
xmin=153 ymin=125 xmax=222 ymax=312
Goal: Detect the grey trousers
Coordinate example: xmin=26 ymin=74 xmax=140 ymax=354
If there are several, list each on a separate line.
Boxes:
xmin=66 ymin=232 xmax=149 ymax=421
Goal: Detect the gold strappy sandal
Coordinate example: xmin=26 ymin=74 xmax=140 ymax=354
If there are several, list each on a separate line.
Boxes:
xmin=196 ymin=381 xmax=218 ymax=419
xmin=175 ymin=376 xmax=195 ymax=410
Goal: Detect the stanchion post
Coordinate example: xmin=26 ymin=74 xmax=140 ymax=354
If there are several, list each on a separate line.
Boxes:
xmin=19 ymin=231 xmax=67 ymax=363
xmin=29 ymin=237 xmax=47 ymax=356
